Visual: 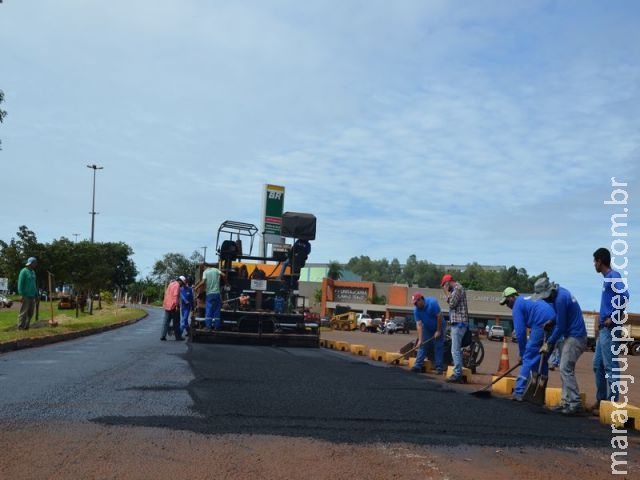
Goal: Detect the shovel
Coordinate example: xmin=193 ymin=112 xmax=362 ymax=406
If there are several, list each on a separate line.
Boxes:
xmin=522 ymin=346 xmax=548 ymax=405
xmin=470 ymin=361 xmax=522 ymax=398
xmin=387 ymin=335 xmax=436 ymax=365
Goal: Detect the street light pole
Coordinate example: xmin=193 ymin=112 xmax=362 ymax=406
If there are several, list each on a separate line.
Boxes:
xmin=201 ymin=246 xmax=207 ymax=263
xmin=86 ymin=164 xmax=103 ymax=243
xmin=73 ymin=233 xmax=79 ymax=243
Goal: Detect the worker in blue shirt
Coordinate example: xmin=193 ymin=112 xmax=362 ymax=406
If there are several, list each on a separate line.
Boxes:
xmin=411 ymin=292 xmax=444 ymax=374
xmin=533 ymin=277 xmax=587 ymax=415
xmin=591 ymin=247 xmax=630 ymax=415
xmin=500 ymin=287 xmax=556 ymax=401
xmin=179 ymin=275 xmax=194 ymax=337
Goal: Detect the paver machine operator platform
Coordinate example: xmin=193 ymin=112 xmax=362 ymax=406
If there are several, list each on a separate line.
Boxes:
xmin=190 ymin=212 xmax=319 ymax=348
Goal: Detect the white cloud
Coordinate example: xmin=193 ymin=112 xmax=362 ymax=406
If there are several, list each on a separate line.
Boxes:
xmin=1 ymin=0 xmax=638 ymax=307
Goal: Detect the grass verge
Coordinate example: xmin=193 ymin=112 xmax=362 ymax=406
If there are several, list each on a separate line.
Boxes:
xmin=0 ymin=302 xmax=146 ymax=344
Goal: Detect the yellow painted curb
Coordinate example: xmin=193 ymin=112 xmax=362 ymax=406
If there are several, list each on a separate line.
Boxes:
xmin=368 ymin=349 xmax=386 ymax=362
xmin=385 ymin=352 xmax=404 ymax=364
xmin=349 ymin=344 xmax=366 ymax=356
xmin=325 ymin=339 xmax=336 ymax=350
xmin=491 ymin=376 xmax=515 ymax=395
xmin=544 ymin=387 xmax=587 ymax=408
xmin=335 ymin=341 xmax=350 ymax=352
xmin=600 ymin=400 xmax=640 ymax=430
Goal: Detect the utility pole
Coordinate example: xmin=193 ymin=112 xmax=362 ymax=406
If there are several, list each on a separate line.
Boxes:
xmin=201 ymin=246 xmax=207 ymax=263
xmin=86 ymin=164 xmax=103 ymax=243
xmin=72 ymin=233 xmax=79 ymax=243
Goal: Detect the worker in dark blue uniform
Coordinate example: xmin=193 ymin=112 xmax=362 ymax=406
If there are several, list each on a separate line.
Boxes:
xmin=532 ymin=277 xmax=587 ymax=415
xmin=500 ymin=287 xmax=556 ymax=401
xmin=179 ymin=275 xmax=194 ymax=337
xmin=411 ymin=292 xmax=444 ymax=374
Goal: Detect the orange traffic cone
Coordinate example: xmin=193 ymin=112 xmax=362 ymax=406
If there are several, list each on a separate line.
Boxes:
xmin=496 ymin=336 xmax=510 ymax=375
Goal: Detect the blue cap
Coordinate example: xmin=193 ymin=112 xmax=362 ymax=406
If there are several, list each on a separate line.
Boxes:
xmin=26 ymin=257 xmax=37 ymax=266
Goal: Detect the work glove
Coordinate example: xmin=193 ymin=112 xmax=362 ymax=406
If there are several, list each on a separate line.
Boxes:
xmin=539 ymin=342 xmax=551 ymax=354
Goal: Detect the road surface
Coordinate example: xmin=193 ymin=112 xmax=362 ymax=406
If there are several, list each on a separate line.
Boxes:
xmin=0 ymin=309 xmax=637 ymax=479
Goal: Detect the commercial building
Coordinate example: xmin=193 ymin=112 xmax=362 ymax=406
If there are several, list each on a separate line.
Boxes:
xmin=298 ymin=276 xmax=517 ymax=333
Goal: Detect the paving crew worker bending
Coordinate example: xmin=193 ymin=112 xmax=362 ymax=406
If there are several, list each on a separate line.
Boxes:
xmin=161 ymin=276 xmax=186 ymax=341
xmin=500 ymin=287 xmax=556 ymax=401
xmin=441 ymin=274 xmax=468 ymax=383
xmin=533 ymin=277 xmax=587 ymax=415
xmin=411 ymin=293 xmax=444 ymax=374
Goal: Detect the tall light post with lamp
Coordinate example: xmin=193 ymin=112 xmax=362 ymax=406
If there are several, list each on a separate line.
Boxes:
xmin=86 ymin=164 xmax=103 ymax=243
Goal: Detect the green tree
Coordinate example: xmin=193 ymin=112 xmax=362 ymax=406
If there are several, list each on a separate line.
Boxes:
xmin=389 ymin=258 xmax=402 ymax=283
xmin=1 ymin=226 xmax=137 ymax=300
xmin=127 ymin=276 xmax=163 ymax=304
xmin=457 ymin=262 xmax=485 ymax=291
xmin=326 ymin=260 xmax=343 ymax=280
xmin=402 ymin=255 xmax=418 ymax=286
xmin=152 ymin=251 xmax=199 ymax=285
xmin=0 ymin=226 xmax=44 ymax=291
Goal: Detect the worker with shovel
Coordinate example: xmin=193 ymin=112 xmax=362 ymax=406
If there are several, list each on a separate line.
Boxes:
xmin=411 ymin=293 xmax=444 ymax=374
xmin=500 ymin=287 xmax=556 ymax=402
xmin=532 ymin=277 xmax=588 ymax=415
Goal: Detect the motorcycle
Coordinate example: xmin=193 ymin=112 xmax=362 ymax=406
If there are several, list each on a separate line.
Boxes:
xmin=442 ymin=328 xmax=485 ymax=374
xmin=377 ymin=320 xmax=397 ymax=334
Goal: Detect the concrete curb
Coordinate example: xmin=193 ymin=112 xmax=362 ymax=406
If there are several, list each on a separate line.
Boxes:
xmin=0 ymin=312 xmax=149 ymax=354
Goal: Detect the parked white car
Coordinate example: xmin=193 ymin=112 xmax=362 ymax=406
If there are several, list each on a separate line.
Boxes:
xmin=487 ymin=325 xmax=505 ymax=341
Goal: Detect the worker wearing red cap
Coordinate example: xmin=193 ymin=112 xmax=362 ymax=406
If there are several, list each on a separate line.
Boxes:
xmin=411 ymin=292 xmax=444 ymax=374
xmin=441 ymin=273 xmax=469 ymax=383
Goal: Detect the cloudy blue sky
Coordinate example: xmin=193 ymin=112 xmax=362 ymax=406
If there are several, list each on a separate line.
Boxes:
xmin=1 ymin=0 xmax=638 ymax=310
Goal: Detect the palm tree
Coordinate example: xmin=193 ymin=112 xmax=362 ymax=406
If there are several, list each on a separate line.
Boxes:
xmin=327 ymin=261 xmax=343 ymax=280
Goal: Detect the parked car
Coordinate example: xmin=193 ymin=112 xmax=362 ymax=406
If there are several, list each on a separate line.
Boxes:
xmin=389 ymin=316 xmax=410 ymax=334
xmin=487 ymin=325 xmax=505 ymax=341
xmin=0 ymin=295 xmax=13 ymax=308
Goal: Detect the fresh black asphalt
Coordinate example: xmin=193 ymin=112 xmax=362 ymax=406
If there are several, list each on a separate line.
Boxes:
xmin=0 ymin=308 xmax=630 ymax=448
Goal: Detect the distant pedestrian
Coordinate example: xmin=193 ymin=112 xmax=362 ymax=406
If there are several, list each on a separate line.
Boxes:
xmin=441 ymin=274 xmax=468 ymax=383
xmin=411 ymin=292 xmax=444 ymax=374
xmin=591 ymin=247 xmax=630 ymax=415
xmin=17 ymin=257 xmax=38 ymax=330
xmin=195 ymin=265 xmax=226 ymax=330
xmin=179 ymin=275 xmax=194 ymax=337
xmin=532 ymin=277 xmax=587 ymax=415
xmin=500 ymin=287 xmax=556 ymax=401
xmin=161 ymin=276 xmax=186 ymax=341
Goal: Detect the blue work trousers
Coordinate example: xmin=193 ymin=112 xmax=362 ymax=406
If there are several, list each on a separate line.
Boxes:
xmin=415 ymin=330 xmax=444 ymax=372
xmin=205 ymin=293 xmax=222 ymax=329
xmin=514 ymin=327 xmax=547 ymax=397
xmin=180 ymin=302 xmax=192 ymax=335
xmin=593 ymin=328 xmax=620 ymax=403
